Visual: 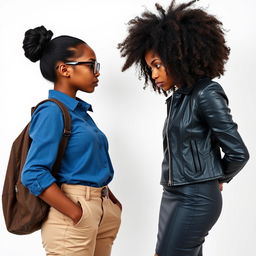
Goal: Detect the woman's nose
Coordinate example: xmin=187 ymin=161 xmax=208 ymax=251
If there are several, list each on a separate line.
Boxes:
xmin=151 ymin=69 xmax=159 ymax=80
xmin=151 ymin=71 xmax=158 ymax=80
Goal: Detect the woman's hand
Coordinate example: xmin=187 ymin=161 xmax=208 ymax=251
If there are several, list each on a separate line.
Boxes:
xmin=39 ymin=183 xmax=83 ymax=224
xmin=219 ymin=183 xmax=223 ymax=192
xmin=71 ymin=203 xmax=83 ymax=225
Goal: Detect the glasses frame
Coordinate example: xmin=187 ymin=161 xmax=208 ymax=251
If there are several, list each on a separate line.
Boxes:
xmin=56 ymin=61 xmax=100 ymax=74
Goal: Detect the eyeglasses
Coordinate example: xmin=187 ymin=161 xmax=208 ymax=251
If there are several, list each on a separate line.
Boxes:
xmin=56 ymin=61 xmax=100 ymax=75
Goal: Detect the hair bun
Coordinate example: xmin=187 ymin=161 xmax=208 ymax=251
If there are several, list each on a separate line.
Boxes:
xmin=23 ymin=25 xmax=53 ymax=62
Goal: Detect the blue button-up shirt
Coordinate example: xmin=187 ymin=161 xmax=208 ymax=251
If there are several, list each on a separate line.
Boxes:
xmin=21 ymin=90 xmax=114 ymax=196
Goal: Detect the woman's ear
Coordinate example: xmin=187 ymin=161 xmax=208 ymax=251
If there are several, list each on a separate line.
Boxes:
xmin=56 ymin=63 xmax=71 ymax=78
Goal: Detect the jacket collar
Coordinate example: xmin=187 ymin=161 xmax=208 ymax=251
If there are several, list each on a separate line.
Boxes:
xmin=174 ymin=77 xmax=211 ymax=95
xmin=175 ymin=85 xmax=193 ymax=95
xmin=165 ymin=77 xmax=211 ymax=103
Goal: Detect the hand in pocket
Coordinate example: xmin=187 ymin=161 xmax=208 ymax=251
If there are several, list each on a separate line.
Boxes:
xmin=72 ymin=202 xmax=83 ymax=225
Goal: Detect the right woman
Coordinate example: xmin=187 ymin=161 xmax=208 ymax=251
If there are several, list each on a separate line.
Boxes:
xmin=118 ymin=1 xmax=249 ymax=255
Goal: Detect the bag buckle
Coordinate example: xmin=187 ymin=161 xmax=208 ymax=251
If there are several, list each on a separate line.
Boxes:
xmin=63 ymin=129 xmax=71 ymax=136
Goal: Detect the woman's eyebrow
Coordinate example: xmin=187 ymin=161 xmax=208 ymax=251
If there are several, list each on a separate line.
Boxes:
xmin=151 ymin=58 xmax=159 ymax=65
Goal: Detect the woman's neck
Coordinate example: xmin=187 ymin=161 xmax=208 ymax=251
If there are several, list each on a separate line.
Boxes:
xmin=54 ymin=82 xmax=77 ymax=98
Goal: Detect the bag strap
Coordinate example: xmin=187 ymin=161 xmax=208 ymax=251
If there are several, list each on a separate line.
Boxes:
xmin=31 ymin=99 xmax=71 ymax=177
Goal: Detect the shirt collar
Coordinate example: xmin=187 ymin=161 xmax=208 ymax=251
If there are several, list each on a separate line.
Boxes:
xmin=76 ymin=97 xmax=93 ymax=112
xmin=48 ymin=90 xmax=93 ymax=112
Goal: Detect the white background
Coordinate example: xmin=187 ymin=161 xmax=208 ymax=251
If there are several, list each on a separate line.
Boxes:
xmin=0 ymin=0 xmax=255 ymax=255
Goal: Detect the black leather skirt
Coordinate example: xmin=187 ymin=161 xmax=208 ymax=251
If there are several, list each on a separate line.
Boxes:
xmin=155 ymin=179 xmax=222 ymax=256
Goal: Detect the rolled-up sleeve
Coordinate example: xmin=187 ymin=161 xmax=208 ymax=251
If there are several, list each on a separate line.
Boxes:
xmin=21 ymin=102 xmax=64 ymax=196
xmin=198 ymin=82 xmax=249 ymax=183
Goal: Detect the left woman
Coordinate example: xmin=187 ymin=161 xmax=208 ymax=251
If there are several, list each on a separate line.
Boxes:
xmin=21 ymin=25 xmax=121 ymax=256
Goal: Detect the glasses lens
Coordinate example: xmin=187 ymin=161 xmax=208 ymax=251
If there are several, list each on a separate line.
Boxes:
xmin=94 ymin=62 xmax=100 ymax=74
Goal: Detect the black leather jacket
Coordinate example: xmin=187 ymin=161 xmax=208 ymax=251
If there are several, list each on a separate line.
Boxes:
xmin=161 ymin=78 xmax=249 ymax=186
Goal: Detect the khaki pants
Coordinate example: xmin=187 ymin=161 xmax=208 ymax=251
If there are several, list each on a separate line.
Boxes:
xmin=41 ymin=184 xmax=121 ymax=256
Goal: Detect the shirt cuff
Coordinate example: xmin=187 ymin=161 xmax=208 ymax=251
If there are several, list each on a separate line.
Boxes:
xmin=29 ymin=172 xmax=56 ymax=196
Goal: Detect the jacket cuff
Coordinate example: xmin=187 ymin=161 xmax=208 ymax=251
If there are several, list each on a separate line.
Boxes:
xmin=218 ymin=176 xmax=233 ymax=183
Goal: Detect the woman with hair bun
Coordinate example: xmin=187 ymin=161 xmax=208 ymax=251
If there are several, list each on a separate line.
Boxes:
xmin=118 ymin=1 xmax=249 ymax=255
xmin=21 ymin=25 xmax=121 ymax=256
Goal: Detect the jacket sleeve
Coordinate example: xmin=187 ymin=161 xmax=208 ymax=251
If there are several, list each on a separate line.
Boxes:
xmin=21 ymin=102 xmax=64 ymax=196
xmin=198 ymin=82 xmax=249 ymax=183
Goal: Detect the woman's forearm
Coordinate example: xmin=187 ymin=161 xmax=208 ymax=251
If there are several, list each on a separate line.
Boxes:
xmin=39 ymin=183 xmax=82 ymax=224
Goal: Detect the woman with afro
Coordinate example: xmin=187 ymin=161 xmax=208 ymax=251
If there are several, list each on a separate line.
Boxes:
xmin=118 ymin=0 xmax=249 ymax=255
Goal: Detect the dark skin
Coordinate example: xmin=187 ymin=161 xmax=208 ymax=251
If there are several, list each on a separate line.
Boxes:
xmin=54 ymin=44 xmax=99 ymax=97
xmin=39 ymin=43 xmax=121 ymax=225
xmin=145 ymin=50 xmax=176 ymax=91
xmin=145 ymin=50 xmax=224 ymax=192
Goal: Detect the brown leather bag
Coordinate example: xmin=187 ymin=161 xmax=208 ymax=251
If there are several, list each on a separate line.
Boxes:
xmin=2 ymin=99 xmax=71 ymax=235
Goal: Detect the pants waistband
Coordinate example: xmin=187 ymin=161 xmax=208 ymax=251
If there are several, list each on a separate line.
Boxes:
xmin=61 ymin=184 xmax=109 ymax=200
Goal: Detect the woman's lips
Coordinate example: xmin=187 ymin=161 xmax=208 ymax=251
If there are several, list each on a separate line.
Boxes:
xmin=156 ymin=82 xmax=164 ymax=88
xmin=93 ymin=80 xmax=99 ymax=86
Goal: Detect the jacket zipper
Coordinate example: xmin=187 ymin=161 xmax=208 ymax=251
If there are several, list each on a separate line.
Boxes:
xmin=166 ymin=93 xmax=174 ymax=186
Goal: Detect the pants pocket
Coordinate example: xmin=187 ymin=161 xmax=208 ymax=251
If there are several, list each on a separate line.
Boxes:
xmin=61 ymin=194 xmax=88 ymax=228
xmin=109 ymin=198 xmax=122 ymax=217
xmin=73 ymin=199 xmax=87 ymax=227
